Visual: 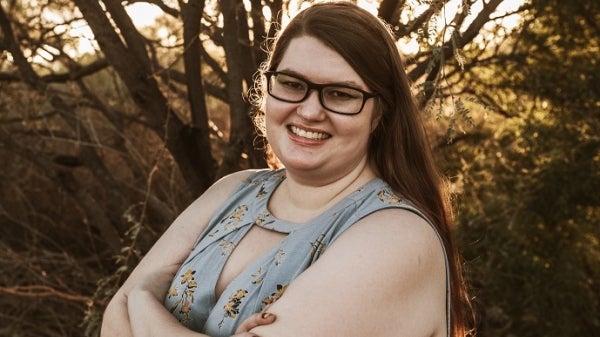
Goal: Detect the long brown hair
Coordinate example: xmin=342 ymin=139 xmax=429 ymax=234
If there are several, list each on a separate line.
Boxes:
xmin=252 ymin=2 xmax=472 ymax=335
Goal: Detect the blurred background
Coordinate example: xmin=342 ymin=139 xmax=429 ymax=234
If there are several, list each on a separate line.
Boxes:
xmin=0 ymin=0 xmax=598 ymax=336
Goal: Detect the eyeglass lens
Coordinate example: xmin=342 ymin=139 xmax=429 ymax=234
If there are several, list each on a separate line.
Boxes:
xmin=267 ymin=72 xmax=370 ymax=115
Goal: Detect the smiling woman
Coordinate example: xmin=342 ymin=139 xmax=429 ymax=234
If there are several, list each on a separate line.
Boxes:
xmin=262 ymin=35 xmax=380 ymax=181
xmin=4 ymin=0 xmax=561 ymax=336
xmin=100 ymin=2 xmax=472 ymax=337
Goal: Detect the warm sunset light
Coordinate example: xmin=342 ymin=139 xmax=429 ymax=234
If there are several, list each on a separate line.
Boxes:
xmin=122 ymin=0 xmax=525 ymax=56
xmin=2 ymin=1 xmax=597 ymax=336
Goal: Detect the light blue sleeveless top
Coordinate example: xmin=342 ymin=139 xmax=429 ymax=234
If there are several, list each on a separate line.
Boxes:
xmin=164 ymin=169 xmax=451 ymax=336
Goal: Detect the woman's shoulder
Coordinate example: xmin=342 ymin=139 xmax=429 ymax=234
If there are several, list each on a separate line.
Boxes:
xmin=205 ymin=168 xmax=276 ymax=195
xmin=166 ymin=169 xmax=275 ymax=245
xmin=356 ymin=207 xmax=439 ymax=246
xmin=349 ymin=179 xmax=432 ymax=225
xmin=177 ymin=170 xmax=262 ymax=219
xmin=192 ymin=169 xmax=284 ymax=214
xmin=214 ymin=168 xmax=266 ymax=185
xmin=215 ymin=168 xmax=283 ymax=186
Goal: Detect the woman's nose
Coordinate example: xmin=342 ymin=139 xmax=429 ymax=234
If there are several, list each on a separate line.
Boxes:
xmin=296 ymin=90 xmax=326 ymax=120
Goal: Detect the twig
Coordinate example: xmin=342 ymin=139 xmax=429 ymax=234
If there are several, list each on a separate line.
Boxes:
xmin=0 ymin=285 xmax=101 ymax=305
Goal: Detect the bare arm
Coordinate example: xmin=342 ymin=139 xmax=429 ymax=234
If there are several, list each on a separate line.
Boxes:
xmin=127 ymin=267 xmax=207 ymax=337
xmin=125 ymin=266 xmax=275 ymax=337
xmin=100 ymin=170 xmax=258 ymax=337
xmin=250 ymin=209 xmax=448 ymax=337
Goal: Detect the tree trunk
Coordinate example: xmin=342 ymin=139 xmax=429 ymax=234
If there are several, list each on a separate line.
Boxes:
xmin=73 ymin=0 xmax=214 ymax=195
xmin=217 ymin=0 xmax=260 ymax=177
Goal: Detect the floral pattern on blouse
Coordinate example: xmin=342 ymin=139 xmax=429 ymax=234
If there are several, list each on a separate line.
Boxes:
xmin=167 ymin=269 xmax=198 ymax=325
xmin=162 ymin=169 xmax=448 ymax=337
xmin=253 ymin=209 xmax=274 ymax=228
xmin=209 ymin=204 xmax=249 ymax=237
xmin=219 ymin=288 xmax=248 ymax=328
xmin=262 ymin=284 xmax=288 ymax=306
xmin=275 ymin=248 xmax=286 ymax=266
xmin=309 ymin=233 xmax=326 ymax=261
xmin=251 ymin=266 xmax=264 ymax=285
xmin=218 ymin=238 xmax=236 ymax=256
xmin=377 ymin=189 xmax=402 ymax=204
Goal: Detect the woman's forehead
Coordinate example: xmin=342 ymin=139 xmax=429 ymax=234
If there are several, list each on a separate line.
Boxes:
xmin=276 ymin=36 xmax=366 ymax=87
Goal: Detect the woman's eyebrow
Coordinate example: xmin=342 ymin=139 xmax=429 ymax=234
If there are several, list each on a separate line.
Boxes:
xmin=276 ymin=68 xmax=365 ymax=88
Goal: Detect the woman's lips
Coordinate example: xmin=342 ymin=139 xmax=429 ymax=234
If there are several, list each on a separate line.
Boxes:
xmin=288 ymin=125 xmax=331 ymax=140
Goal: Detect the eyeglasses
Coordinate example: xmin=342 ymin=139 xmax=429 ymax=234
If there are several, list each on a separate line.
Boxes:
xmin=265 ymin=71 xmax=377 ymax=115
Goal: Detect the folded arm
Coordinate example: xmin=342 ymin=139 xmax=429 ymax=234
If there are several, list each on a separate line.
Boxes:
xmin=126 ymin=267 xmax=274 ymax=337
xmin=250 ymin=209 xmax=448 ymax=337
xmin=100 ymin=171 xmax=258 ymax=337
xmin=127 ymin=266 xmax=206 ymax=337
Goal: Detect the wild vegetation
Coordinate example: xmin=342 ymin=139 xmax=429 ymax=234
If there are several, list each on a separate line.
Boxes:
xmin=0 ymin=0 xmax=598 ymax=336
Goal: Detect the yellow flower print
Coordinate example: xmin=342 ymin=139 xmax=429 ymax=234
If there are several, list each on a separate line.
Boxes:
xmin=181 ymin=269 xmax=195 ymax=284
xmin=181 ymin=300 xmax=191 ymax=314
xmin=223 ymin=301 xmax=234 ymax=314
xmin=377 ymin=189 xmax=402 ymax=204
xmin=219 ymin=239 xmax=236 ymax=256
xmin=254 ymin=210 xmax=274 ymax=229
xmin=256 ymin=184 xmax=267 ymax=198
xmin=219 ymin=288 xmax=249 ymax=327
xmin=211 ymin=205 xmax=249 ymax=237
xmin=168 ymin=269 xmax=198 ymax=325
xmin=230 ymin=205 xmax=248 ymax=221
xmin=251 ymin=267 xmax=264 ymax=285
xmin=262 ymin=284 xmax=288 ymax=306
xmin=275 ymin=249 xmax=286 ymax=266
xmin=168 ymin=287 xmax=178 ymax=297
xmin=234 ymin=289 xmax=247 ymax=299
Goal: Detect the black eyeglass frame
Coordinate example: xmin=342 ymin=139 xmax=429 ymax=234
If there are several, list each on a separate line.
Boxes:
xmin=264 ymin=71 xmax=378 ymax=115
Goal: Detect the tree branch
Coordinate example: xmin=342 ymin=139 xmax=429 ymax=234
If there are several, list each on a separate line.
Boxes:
xmin=0 ymin=285 xmax=99 ymax=305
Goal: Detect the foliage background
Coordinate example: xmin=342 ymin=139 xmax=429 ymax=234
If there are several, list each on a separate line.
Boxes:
xmin=0 ymin=0 xmax=598 ymax=336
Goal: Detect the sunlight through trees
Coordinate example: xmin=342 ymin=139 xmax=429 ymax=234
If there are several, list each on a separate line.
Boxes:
xmin=0 ymin=1 xmax=597 ymax=336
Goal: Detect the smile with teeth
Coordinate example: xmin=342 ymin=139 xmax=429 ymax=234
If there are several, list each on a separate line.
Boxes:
xmin=289 ymin=125 xmax=330 ymax=140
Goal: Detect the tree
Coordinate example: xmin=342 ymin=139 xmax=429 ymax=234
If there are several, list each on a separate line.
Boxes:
xmin=0 ymin=0 xmax=533 ymax=336
xmin=436 ymin=0 xmax=600 ymax=335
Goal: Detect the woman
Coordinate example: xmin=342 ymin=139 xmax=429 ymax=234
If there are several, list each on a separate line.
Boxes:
xmin=101 ymin=2 xmax=471 ymax=337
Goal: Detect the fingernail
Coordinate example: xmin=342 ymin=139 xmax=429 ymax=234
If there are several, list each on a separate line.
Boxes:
xmin=261 ymin=312 xmax=272 ymax=319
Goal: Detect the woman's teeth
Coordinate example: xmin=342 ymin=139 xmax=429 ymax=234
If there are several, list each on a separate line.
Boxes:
xmin=289 ymin=125 xmax=329 ymax=140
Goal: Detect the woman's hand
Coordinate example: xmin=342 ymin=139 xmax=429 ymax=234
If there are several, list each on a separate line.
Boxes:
xmin=232 ymin=308 xmax=276 ymax=337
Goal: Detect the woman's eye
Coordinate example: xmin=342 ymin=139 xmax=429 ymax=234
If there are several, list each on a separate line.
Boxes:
xmin=282 ymin=81 xmax=305 ymax=90
xmin=327 ymin=89 xmax=360 ymax=100
xmin=276 ymin=76 xmax=306 ymax=91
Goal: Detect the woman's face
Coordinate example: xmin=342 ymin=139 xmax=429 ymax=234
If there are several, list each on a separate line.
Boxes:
xmin=265 ymin=35 xmax=380 ymax=182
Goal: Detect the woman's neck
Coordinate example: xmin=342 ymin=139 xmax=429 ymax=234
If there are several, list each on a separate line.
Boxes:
xmin=269 ymin=161 xmax=377 ymax=223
